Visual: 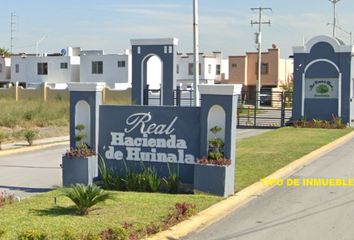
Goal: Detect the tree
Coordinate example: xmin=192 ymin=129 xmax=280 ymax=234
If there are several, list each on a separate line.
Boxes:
xmin=280 ymin=74 xmax=294 ymax=92
xmin=0 ymin=48 xmax=11 ymax=58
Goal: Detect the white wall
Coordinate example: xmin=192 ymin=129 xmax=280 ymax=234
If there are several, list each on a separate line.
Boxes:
xmin=278 ymin=58 xmax=294 ymax=86
xmin=175 ymin=52 xmax=227 ymax=88
xmin=0 ymin=58 xmax=11 ymax=82
xmin=11 ymin=55 xmax=80 ymax=84
xmin=222 ymin=59 xmax=229 ymax=80
xmin=80 ymin=51 xmax=131 ymax=87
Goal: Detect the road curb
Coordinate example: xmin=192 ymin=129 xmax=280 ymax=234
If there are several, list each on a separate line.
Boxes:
xmin=0 ymin=141 xmax=69 ymax=157
xmin=149 ymin=130 xmax=354 ymax=240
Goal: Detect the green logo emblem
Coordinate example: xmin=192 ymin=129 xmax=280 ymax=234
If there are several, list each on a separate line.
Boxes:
xmin=316 ymin=84 xmax=329 ymax=94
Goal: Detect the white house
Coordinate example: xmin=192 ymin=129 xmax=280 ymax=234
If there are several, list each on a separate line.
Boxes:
xmin=176 ymin=52 xmax=229 ymax=89
xmin=80 ymin=49 xmax=132 ymax=88
xmin=0 ymin=57 xmax=11 ymax=85
xmin=10 ymin=47 xmax=80 ymax=86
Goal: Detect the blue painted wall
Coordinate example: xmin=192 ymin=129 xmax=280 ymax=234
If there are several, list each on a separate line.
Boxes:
xmin=69 ymin=91 xmax=102 ymax=151
xmin=131 ymin=45 xmax=176 ymax=106
xmin=98 ymin=105 xmax=200 ymax=184
xmin=293 ymin=39 xmax=353 ymax=123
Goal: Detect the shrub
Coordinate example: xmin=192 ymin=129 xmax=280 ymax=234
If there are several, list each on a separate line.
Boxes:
xmin=162 ymin=163 xmax=180 ymax=194
xmin=23 ymin=129 xmax=38 ymax=146
xmin=121 ymin=164 xmax=161 ymax=192
xmin=62 ymin=184 xmax=114 ymax=215
xmin=17 ymin=230 xmax=48 ymax=240
xmin=100 ymin=227 xmax=128 ymax=240
xmin=208 ymin=126 xmax=225 ymax=160
xmin=197 ymin=157 xmax=231 ymax=166
xmin=0 ymin=131 xmax=9 ymax=150
xmin=99 ymin=157 xmax=183 ymax=194
xmin=293 ymin=115 xmax=346 ymax=129
xmin=164 ymin=203 xmax=196 ymax=227
xmin=23 ymin=111 xmax=36 ymax=121
xmin=98 ymin=156 xmax=124 ymax=190
xmin=64 ymin=146 xmax=96 ymax=159
xmin=143 ymin=167 xmax=161 ymax=192
xmin=75 ymin=124 xmax=87 ymax=148
xmin=144 ymin=223 xmax=161 ymax=236
xmin=0 ymin=191 xmax=15 ymax=207
xmin=99 ymin=158 xmax=163 ymax=193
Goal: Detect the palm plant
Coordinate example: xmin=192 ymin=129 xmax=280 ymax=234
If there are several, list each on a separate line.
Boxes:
xmin=0 ymin=48 xmax=11 ymax=58
xmin=62 ymin=184 xmax=114 ymax=215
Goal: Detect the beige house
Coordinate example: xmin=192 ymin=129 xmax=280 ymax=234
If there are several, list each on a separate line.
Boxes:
xmin=221 ymin=46 xmax=293 ymax=94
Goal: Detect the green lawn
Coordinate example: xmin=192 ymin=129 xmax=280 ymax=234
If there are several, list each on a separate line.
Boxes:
xmin=0 ymin=190 xmax=221 ymax=239
xmin=0 ymin=127 xmax=352 ymax=239
xmin=235 ymin=127 xmax=353 ymax=192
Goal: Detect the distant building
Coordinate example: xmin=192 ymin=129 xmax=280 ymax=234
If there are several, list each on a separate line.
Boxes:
xmin=222 ymin=46 xmax=293 ymax=93
xmin=80 ymin=49 xmax=132 ymax=88
xmin=10 ymin=47 xmax=81 ymax=86
xmin=0 ymin=57 xmax=11 ymax=86
xmin=176 ymin=52 xmax=228 ymax=89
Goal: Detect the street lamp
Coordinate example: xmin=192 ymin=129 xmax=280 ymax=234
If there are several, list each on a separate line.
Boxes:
xmin=193 ymin=0 xmax=200 ymax=106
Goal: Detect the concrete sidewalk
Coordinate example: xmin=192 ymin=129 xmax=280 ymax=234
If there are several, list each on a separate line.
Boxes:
xmin=1 ymin=136 xmax=69 ymax=151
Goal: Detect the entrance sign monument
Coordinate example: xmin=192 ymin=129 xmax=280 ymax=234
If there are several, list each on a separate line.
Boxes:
xmin=292 ymin=35 xmax=354 ymax=125
xmin=63 ymin=38 xmax=242 ymax=197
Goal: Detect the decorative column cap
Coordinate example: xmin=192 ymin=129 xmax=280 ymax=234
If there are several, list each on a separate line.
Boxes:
xmin=68 ymin=82 xmax=106 ymax=92
xmin=131 ymin=38 xmax=179 ymax=46
xmin=198 ymin=84 xmax=242 ymax=96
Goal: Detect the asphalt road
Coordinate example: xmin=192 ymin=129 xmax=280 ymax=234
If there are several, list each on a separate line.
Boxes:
xmin=184 ymin=137 xmax=354 ymax=240
xmin=0 ymin=128 xmax=269 ymax=198
xmin=0 ymin=145 xmax=67 ymax=197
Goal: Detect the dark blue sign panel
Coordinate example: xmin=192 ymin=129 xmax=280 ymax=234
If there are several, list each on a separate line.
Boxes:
xmin=98 ymin=106 xmax=201 ymax=183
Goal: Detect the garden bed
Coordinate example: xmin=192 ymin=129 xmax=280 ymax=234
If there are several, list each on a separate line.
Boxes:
xmin=0 ymin=190 xmax=221 ymax=239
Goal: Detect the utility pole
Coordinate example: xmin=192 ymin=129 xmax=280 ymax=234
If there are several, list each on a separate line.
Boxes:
xmin=10 ymin=12 xmax=16 ymax=55
xmin=329 ymin=0 xmax=341 ymax=38
xmin=251 ymin=7 xmax=271 ymax=108
xmin=193 ymin=0 xmax=200 ymax=106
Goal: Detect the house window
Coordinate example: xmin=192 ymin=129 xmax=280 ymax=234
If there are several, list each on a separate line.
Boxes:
xmin=60 ymin=62 xmax=68 ymax=69
xmin=176 ymin=64 xmax=179 ymax=74
xmin=92 ymin=61 xmax=103 ymax=74
xmin=118 ymin=61 xmax=126 ymax=68
xmin=255 ymin=63 xmax=269 ymax=75
xmin=188 ymin=63 xmax=202 ymax=75
xmin=232 ymin=63 xmax=237 ymax=68
xmin=15 ymin=64 xmax=19 ymax=73
xmin=0 ymin=64 xmax=2 ymax=73
xmin=216 ymin=64 xmax=221 ymax=75
xmin=188 ymin=63 xmax=193 ymax=75
xmin=261 ymin=63 xmax=269 ymax=74
xmin=208 ymin=64 xmax=212 ymax=74
xmin=37 ymin=63 xmax=48 ymax=75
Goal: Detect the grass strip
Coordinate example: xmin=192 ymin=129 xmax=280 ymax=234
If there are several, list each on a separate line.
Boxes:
xmin=235 ymin=127 xmax=353 ymax=192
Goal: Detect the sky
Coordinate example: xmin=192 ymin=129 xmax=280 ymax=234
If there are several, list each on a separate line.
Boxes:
xmin=1 ymin=0 xmax=354 ymax=58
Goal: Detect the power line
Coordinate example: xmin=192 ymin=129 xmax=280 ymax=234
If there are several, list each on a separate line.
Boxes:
xmin=251 ymin=7 xmax=272 ymax=108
